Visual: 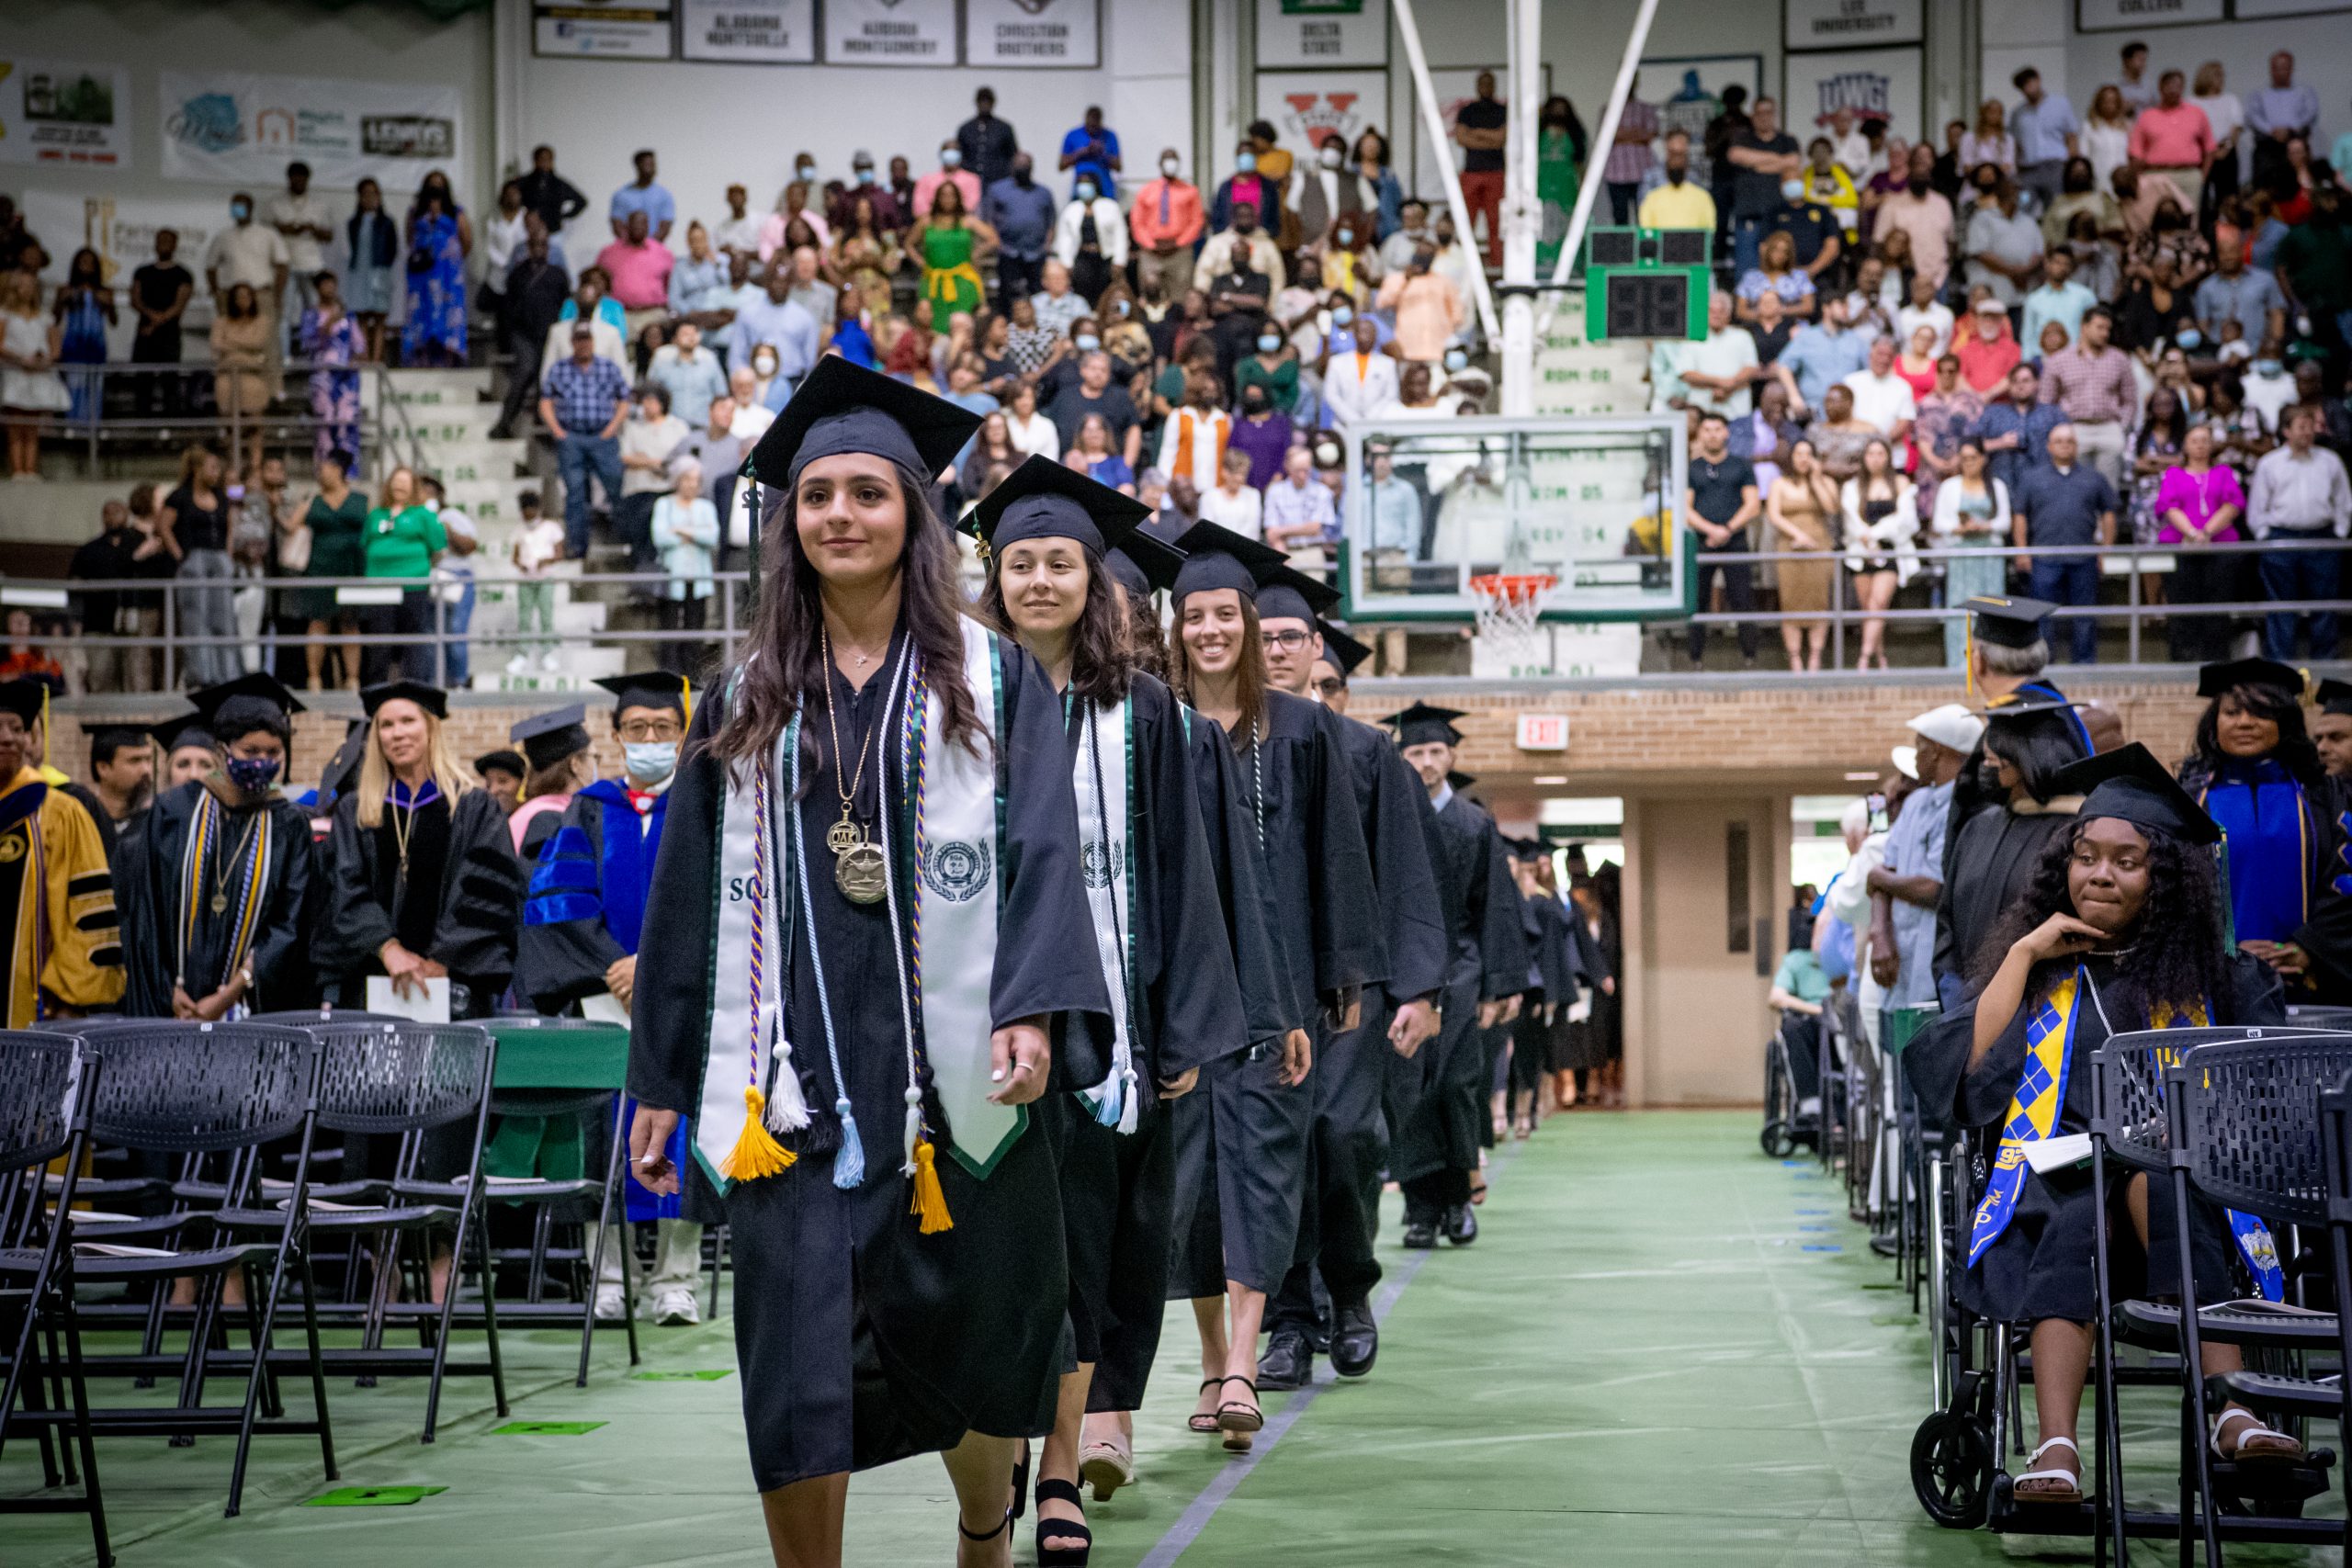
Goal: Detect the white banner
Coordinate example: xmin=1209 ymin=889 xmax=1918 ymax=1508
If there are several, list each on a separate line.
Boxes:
xmin=1257 ymin=72 xmax=1390 ymax=162
xmin=1783 ymin=46 xmax=1924 ymax=146
xmin=534 ymin=0 xmax=676 ymax=59
xmin=2073 ymin=0 xmax=2223 ymax=28
xmin=159 ymin=71 xmax=463 ymax=191
xmin=2227 ymin=0 xmax=2346 ymax=14
xmin=825 ymin=0 xmax=958 ymax=65
xmin=1783 ymin=0 xmax=1923 ymax=51
xmin=680 ymin=0 xmax=816 ymax=61
xmin=966 ymin=0 xmax=1099 ymax=68
xmin=0 ymin=59 xmax=130 ymax=169
xmin=1256 ymin=0 xmax=1388 ymax=70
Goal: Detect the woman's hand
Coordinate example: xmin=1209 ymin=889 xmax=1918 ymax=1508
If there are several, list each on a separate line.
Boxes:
xmin=1389 ymin=997 xmax=1439 ymax=1059
xmin=380 ymin=940 xmax=432 ymax=999
xmin=1158 ymin=1066 xmax=1201 ymax=1100
xmin=2018 ymin=912 xmax=2107 ymax=965
xmin=989 ymin=1019 xmax=1051 ymax=1106
xmin=628 ymin=1105 xmax=683 ymax=1196
xmin=1278 ymin=1027 xmax=1314 ymax=1087
xmin=172 ymin=984 xmax=202 ymax=1021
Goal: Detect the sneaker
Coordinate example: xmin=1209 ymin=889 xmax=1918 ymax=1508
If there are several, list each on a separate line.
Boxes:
xmin=504 ymin=653 xmax=531 ymax=675
xmin=541 ymin=651 xmax=563 ymax=672
xmin=651 ymin=1288 xmax=701 ymax=1326
xmin=593 ymin=1286 xmax=627 ymax=1322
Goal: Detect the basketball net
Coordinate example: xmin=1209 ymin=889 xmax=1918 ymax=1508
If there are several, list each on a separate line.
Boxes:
xmin=1468 ymin=572 xmax=1558 ymax=678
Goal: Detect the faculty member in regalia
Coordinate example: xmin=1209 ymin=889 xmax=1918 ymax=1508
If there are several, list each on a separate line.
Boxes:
xmin=0 ymin=678 xmax=122 ymax=1025
xmin=622 ymin=357 xmax=1113 ymax=1568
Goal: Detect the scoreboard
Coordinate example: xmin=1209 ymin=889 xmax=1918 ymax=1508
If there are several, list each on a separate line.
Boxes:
xmin=1582 ymin=228 xmax=1711 ymax=343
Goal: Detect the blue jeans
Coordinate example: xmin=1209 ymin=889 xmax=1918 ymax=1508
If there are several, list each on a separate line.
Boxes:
xmin=441 ymin=575 xmax=475 ymax=685
xmin=555 ymin=432 xmax=622 ymax=558
xmin=2028 ymin=556 xmax=2100 ymax=663
xmin=2258 ymin=532 xmax=2341 ymax=660
xmin=1732 ymin=214 xmax=1770 ymax=281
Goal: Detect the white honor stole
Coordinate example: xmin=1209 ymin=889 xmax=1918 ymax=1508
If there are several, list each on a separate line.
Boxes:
xmin=1073 ymin=696 xmax=1138 ymax=1133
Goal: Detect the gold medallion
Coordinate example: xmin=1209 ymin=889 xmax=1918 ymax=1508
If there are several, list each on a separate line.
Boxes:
xmin=835 ymin=841 xmax=888 ymax=905
xmin=826 ymin=818 xmax=863 ymax=855
xmin=0 ymin=832 xmax=22 ymax=863
xmin=210 ymin=892 xmax=230 ymax=915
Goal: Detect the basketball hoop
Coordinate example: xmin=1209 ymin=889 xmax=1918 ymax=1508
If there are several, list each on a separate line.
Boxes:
xmin=1468 ymin=572 xmax=1558 ymax=678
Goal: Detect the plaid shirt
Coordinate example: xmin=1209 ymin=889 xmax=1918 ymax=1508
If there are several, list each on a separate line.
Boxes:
xmin=540 ymin=355 xmax=632 ymax=434
xmin=2037 ymin=344 xmax=2136 ymax=427
xmin=1602 ymin=98 xmax=1658 ymax=183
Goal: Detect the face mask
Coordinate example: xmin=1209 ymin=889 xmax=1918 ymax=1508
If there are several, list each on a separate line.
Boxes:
xmin=1781 ymin=180 xmax=1805 ymax=202
xmin=1331 ymin=306 xmax=1354 ymax=326
xmin=231 ymin=201 xmax=252 ymax=221
xmin=1076 ymin=183 xmax=1097 ymax=202
xmin=1258 ymin=333 xmax=1282 ymax=352
xmin=855 ymin=167 xmax=876 ymax=185
xmin=225 ymin=755 xmax=280 ymax=795
xmin=1075 ymin=333 xmax=1101 ymax=352
xmin=942 ymin=150 xmax=962 ymax=168
xmin=625 ymin=740 xmax=678 ymax=784
xmin=1161 ymin=157 xmax=1181 ymax=178
xmin=753 ymin=354 xmax=778 ymax=377
xmin=1237 ymin=152 xmax=1258 ymax=173
xmin=1907 ymin=176 xmax=1929 ymax=196
xmin=2176 ymin=328 xmax=2202 ymax=350
xmin=2254 ymin=359 xmax=2283 ymax=377
xmin=1113 ymin=299 xmax=1131 ymax=316
xmin=796 ymin=163 xmax=815 ymax=181
xmin=1242 ymin=391 xmax=1270 ymax=412
xmin=1319 ymin=146 xmax=1342 ymax=169
xmin=1443 ymin=348 xmax=1469 ymax=372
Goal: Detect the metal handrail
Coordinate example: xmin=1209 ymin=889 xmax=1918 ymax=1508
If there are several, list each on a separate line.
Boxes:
xmin=42 ymin=358 xmax=442 ymax=477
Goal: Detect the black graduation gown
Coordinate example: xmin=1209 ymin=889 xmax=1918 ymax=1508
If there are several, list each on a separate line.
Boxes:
xmin=1047 ymin=674 xmax=1249 ymax=1412
xmin=1932 ymin=797 xmax=2080 ymax=1007
xmin=1557 ymin=905 xmax=1613 ymax=1072
xmin=628 ymin=626 xmax=1113 ymax=1490
xmin=1509 ymin=893 xmax=1575 ymax=1089
xmin=2291 ymin=776 xmax=2352 ymax=1001
xmin=311 ymin=785 xmax=523 ymax=1013
xmin=1905 ymin=952 xmax=2280 ymax=1323
xmin=119 ymin=780 xmax=316 ymax=1017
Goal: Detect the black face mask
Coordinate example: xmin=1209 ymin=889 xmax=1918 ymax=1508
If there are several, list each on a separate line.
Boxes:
xmin=1012 ymin=164 xmax=1033 ymax=186
xmin=1906 ymin=176 xmax=1928 ymax=196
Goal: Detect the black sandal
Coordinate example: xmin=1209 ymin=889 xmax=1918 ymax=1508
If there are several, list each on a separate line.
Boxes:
xmin=1008 ymin=1438 xmax=1031 ymax=1520
xmin=1188 ymin=1377 xmax=1222 ymax=1434
xmin=1216 ymin=1374 xmax=1263 ymax=1451
xmin=1034 ymin=1476 xmax=1092 ymax=1566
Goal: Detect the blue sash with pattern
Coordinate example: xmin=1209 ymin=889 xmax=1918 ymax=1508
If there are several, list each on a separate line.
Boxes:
xmin=1968 ymin=967 xmax=2082 ymax=1268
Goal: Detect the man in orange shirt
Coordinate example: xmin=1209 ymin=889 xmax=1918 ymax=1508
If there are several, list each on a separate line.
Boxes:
xmin=1131 ymin=147 xmax=1206 ymax=303
xmin=2127 ymin=70 xmax=2213 ymax=218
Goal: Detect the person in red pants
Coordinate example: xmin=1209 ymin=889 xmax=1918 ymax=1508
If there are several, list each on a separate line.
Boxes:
xmin=1454 ymin=72 xmax=1509 ymax=266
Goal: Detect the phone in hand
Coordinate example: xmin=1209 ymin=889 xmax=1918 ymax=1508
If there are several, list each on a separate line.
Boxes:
xmin=225 ymin=484 xmax=246 ymax=502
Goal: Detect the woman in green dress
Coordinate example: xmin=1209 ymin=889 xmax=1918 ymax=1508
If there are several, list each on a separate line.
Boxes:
xmin=1535 ymin=96 xmax=1589 ymax=275
xmin=910 ymin=181 xmax=997 ymax=324
xmin=296 ymin=450 xmax=369 ymax=691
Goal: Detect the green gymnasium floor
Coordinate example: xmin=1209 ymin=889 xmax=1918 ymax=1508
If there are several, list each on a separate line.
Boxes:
xmin=10 ymin=1111 xmax=2341 ymax=1566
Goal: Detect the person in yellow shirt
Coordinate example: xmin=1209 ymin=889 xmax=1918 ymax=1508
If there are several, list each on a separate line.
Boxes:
xmin=0 ymin=678 xmax=124 ymax=1025
xmin=1636 ymin=130 xmax=1718 ymax=233
xmin=1802 ymin=136 xmax=1860 ymax=242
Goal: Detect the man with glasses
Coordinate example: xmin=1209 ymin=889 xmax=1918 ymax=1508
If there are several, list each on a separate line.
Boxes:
xmin=516 ymin=672 xmax=712 ymax=1326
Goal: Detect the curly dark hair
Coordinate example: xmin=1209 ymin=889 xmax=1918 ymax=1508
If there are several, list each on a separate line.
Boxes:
xmin=2182 ymin=682 xmax=2324 ymax=792
xmin=1971 ymin=818 xmax=2230 ymax=1014
xmin=1118 ymin=584 xmax=1170 ymax=682
xmin=706 ymin=461 xmax=988 ymax=783
xmin=978 ymin=550 xmax=1132 ymax=709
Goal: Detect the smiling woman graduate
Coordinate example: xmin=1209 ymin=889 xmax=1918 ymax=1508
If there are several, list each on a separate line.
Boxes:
xmin=621 ymin=358 xmax=1113 ymax=1568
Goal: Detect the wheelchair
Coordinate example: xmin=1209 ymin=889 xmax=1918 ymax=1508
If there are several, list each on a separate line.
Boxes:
xmin=1761 ymin=1006 xmax=1849 ymax=1163
xmin=1909 ymin=1027 xmax=2350 ymax=1559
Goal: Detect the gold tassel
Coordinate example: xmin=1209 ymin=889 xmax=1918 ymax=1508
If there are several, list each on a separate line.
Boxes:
xmin=909 ymin=1140 xmax=953 ymax=1234
xmin=718 ymin=1085 xmax=797 ymax=1181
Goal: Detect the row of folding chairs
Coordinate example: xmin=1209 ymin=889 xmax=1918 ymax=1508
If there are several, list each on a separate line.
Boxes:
xmin=0 ymin=1015 xmax=639 ymax=1567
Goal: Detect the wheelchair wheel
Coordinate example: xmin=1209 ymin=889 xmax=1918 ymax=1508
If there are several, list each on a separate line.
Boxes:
xmin=1760 ymin=1120 xmax=1797 ymax=1158
xmin=1910 ymin=1410 xmax=1993 ymax=1529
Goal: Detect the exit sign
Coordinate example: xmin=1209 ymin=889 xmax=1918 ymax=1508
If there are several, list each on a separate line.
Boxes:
xmin=1582 ymin=227 xmax=1711 ymax=343
xmin=1517 ymin=714 xmax=1569 ymax=751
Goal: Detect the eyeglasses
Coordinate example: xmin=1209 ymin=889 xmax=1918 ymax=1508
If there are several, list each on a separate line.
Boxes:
xmin=1261 ymin=629 xmax=1313 ymax=651
xmin=616 ymin=720 xmax=683 ymax=743
xmin=1313 ymin=676 xmax=1347 ymax=697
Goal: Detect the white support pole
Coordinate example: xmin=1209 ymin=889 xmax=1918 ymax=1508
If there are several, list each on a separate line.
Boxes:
xmin=1498 ymin=0 xmax=1542 ymax=416
xmin=1391 ymin=0 xmax=1501 ymax=344
xmin=1540 ymin=0 xmax=1663 ymax=328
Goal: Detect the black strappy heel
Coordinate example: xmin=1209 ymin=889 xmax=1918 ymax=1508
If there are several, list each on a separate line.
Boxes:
xmin=1034 ymin=1476 xmax=1092 ymax=1565
xmin=1008 ymin=1439 xmax=1030 ymax=1520
xmin=959 ymin=1506 xmax=1013 ymax=1548
xmin=1216 ymin=1374 xmax=1263 ymax=1452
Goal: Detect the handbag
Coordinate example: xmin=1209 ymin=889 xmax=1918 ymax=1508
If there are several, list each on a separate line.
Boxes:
xmin=277 ymin=519 xmax=313 ymax=574
xmin=407 ymin=243 xmax=435 ymax=274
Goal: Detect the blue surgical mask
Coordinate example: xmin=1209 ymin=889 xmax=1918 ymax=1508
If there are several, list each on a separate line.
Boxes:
xmin=231 ymin=201 xmax=252 ymax=222
xmin=225 ymin=755 xmax=280 ymax=795
xmin=855 ymin=166 xmax=876 ymax=185
xmin=624 ymin=740 xmax=678 ymax=784
xmin=1331 ymin=306 xmax=1354 ymax=326
xmin=1076 ymin=182 xmax=1098 ymax=202
xmin=1258 ymin=333 xmax=1282 ymax=352
xmin=1444 ymin=348 xmax=1470 ymax=372
xmin=1781 ymin=179 xmax=1805 ymax=202
xmin=2176 ymin=328 xmax=2202 ymax=350
xmin=1237 ymin=152 xmax=1258 ymax=173
xmin=796 ymin=163 xmax=815 ymax=181
xmin=2254 ymin=358 xmax=2283 ymax=377
xmin=941 ymin=149 xmax=962 ymax=169
xmin=1075 ymin=333 xmax=1101 ymax=352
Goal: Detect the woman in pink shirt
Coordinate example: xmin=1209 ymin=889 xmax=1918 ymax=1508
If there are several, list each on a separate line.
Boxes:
xmin=2157 ymin=421 xmax=2247 ymax=660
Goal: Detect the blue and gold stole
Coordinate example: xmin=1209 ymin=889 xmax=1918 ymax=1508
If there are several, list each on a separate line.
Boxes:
xmin=1968 ymin=966 xmax=2084 ymax=1268
xmin=175 ymin=789 xmax=273 ymax=1006
xmin=2150 ymin=994 xmax=2285 ymax=1302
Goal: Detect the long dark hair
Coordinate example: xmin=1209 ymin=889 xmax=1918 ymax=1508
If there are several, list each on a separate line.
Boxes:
xmin=978 ymin=552 xmax=1132 ymax=708
xmin=706 ymin=462 xmax=987 ymax=779
xmin=1984 ymin=711 xmax=2084 ymax=804
xmin=1123 ymin=587 xmax=1170 ymax=682
xmin=1971 ymin=819 xmax=2229 ymax=1011
xmin=2186 ymin=682 xmax=2324 ymax=790
xmin=1170 ymin=591 xmax=1269 ymax=743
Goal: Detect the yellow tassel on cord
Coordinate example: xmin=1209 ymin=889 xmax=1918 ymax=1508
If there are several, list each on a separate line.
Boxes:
xmin=719 ymin=1086 xmax=797 ymax=1181
xmin=909 ymin=1140 xmax=953 ymax=1234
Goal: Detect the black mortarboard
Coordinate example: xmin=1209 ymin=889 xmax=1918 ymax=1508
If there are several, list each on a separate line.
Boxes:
xmin=474 ymin=750 xmax=526 ymax=780
xmin=360 ymin=680 xmax=449 ymax=720
xmin=1387 ymin=702 xmax=1466 ymax=749
xmin=1110 ymin=532 xmax=1185 ymax=598
xmin=1448 ymin=770 xmax=1478 ymax=792
xmin=321 ymin=719 xmax=369 ymax=802
xmin=190 ymin=671 xmax=306 ymax=719
xmin=743 ymin=355 xmax=985 ymax=490
xmin=1251 ymin=561 xmax=1342 ymax=625
xmin=512 ymin=704 xmax=593 ymax=772
xmin=1964 ymin=594 xmax=2055 ymax=651
xmin=2318 ymin=678 xmax=2352 ymax=717
xmin=0 ymin=680 xmax=46 ymax=726
xmin=594 ymin=671 xmax=689 ymax=716
xmin=2054 ymin=741 xmax=2220 ymax=847
xmin=1510 ymin=836 xmax=1549 ymax=861
xmin=1170 ymin=520 xmax=1289 ymax=606
xmin=1316 ymin=620 xmax=1372 ymax=677
xmin=146 ymin=710 xmax=212 ymax=752
xmin=2197 ymin=658 xmax=2306 ymax=702
xmin=967 ymin=454 xmax=1149 ymax=562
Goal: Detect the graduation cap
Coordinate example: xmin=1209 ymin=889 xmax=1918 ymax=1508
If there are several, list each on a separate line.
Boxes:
xmin=360 ymin=680 xmax=449 ymax=720
xmin=2317 ymin=678 xmax=2352 ymax=717
xmin=1105 ymin=531 xmax=1185 ymax=602
xmin=593 ymin=671 xmax=689 ymax=716
xmin=321 ymin=719 xmax=370 ymax=803
xmin=1251 ymin=561 xmax=1342 ymax=626
xmin=146 ymin=709 xmax=213 ymax=753
xmin=743 ymin=355 xmax=985 ymax=491
xmin=1316 ymin=620 xmax=1372 ymax=678
xmin=474 ymin=750 xmax=526 ymax=781
xmin=2053 ymin=741 xmax=2220 ymax=847
xmin=1386 ymin=702 xmax=1466 ymax=749
xmin=966 ymin=454 xmax=1151 ymax=562
xmin=1962 ymin=594 xmax=2055 ymax=650
xmin=0 ymin=680 xmax=46 ymax=727
xmin=189 ymin=671 xmax=306 ymax=719
xmin=1170 ymin=520 xmax=1288 ymax=606
xmin=512 ymin=705 xmax=593 ymax=773
xmin=1448 ymin=770 xmax=1478 ymax=792
xmin=1509 ymin=836 xmax=1551 ymax=861
xmin=1981 ymin=694 xmax=2086 ymax=724
xmin=2197 ymin=657 xmax=2306 ymax=702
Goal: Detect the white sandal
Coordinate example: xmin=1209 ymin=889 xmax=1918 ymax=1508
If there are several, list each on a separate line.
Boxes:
xmin=2014 ymin=1435 xmax=2083 ymax=1504
xmin=2211 ymin=1406 xmax=2303 ymax=1465
xmin=1079 ymin=1435 xmax=1134 ymax=1501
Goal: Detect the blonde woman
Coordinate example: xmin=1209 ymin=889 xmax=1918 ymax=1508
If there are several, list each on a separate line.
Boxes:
xmin=0 ymin=271 xmax=68 ymax=479
xmin=1839 ymin=437 xmax=1919 ymax=671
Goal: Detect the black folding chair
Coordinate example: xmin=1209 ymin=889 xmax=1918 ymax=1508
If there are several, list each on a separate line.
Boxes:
xmin=0 ymin=1032 xmax=109 ymax=1566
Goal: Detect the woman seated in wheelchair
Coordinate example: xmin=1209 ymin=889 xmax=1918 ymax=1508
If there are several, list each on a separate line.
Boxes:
xmin=1907 ymin=742 xmax=2304 ymax=1506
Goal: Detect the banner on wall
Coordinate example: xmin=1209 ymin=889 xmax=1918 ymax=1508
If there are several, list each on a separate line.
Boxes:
xmin=159 ymin=71 xmax=464 ymax=189
xmin=1783 ymin=46 xmax=1924 ymax=144
xmin=1636 ymin=55 xmax=1766 ymax=192
xmin=826 ymin=0 xmax=958 ymax=64
xmin=1782 ymin=0 xmax=1923 ymax=51
xmin=533 ymin=0 xmax=676 ymax=58
xmin=21 ymin=190 xmax=230 ymax=296
xmin=680 ymin=0 xmax=815 ymax=62
xmin=0 ymin=60 xmax=130 ymax=168
xmin=966 ymin=0 xmax=1100 ymax=67
xmin=1256 ymin=72 xmax=1391 ymax=165
xmin=1256 ymin=0 xmax=1388 ymax=70
xmin=2073 ymin=0 xmax=2223 ymax=28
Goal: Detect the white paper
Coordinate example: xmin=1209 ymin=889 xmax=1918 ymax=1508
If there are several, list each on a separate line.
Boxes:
xmin=579 ymin=991 xmax=630 ymax=1027
xmin=1566 ymin=987 xmax=1594 ymax=1024
xmin=366 ymin=975 xmax=451 ymax=1023
xmin=2023 ymin=1133 xmax=2094 ymax=1176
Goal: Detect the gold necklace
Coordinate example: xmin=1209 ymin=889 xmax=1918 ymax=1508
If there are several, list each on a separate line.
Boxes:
xmin=209 ymin=800 xmax=263 ymax=916
xmin=820 ymin=628 xmax=889 ymax=904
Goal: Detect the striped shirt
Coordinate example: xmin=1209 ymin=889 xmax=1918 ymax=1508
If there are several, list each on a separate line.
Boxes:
xmin=1602 ymin=99 xmax=1659 ymax=184
xmin=2037 ymin=344 xmax=2136 ymax=426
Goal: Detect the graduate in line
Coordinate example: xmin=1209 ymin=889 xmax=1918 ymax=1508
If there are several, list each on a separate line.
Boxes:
xmin=1160 ymin=521 xmax=1380 ymax=1447
xmin=623 ymin=359 xmax=1112 ymax=1568
xmin=152 ymin=714 xmax=220 ymax=797
xmin=119 ymin=672 xmax=317 ymax=1019
xmin=0 ymin=678 xmax=122 ymax=1026
xmin=1504 ymin=838 xmax=1578 ymax=1138
xmin=967 ymin=456 xmax=1250 ymax=1562
xmin=506 ymin=705 xmax=595 ymax=857
xmin=1251 ymin=576 xmax=1444 ymax=1392
xmin=1385 ymin=705 xmax=1527 ymax=1248
xmin=1936 ymin=697 xmax=2091 ymax=999
xmin=2312 ymin=679 xmax=2352 ymax=781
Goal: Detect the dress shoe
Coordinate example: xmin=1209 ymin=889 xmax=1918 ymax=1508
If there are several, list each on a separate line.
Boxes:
xmin=1400 ymin=1217 xmax=1438 ymax=1249
xmin=1329 ymin=1301 xmax=1378 ymax=1378
xmin=1443 ymin=1204 xmax=1478 ymax=1246
xmin=1256 ymin=1330 xmax=1313 ymax=1391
